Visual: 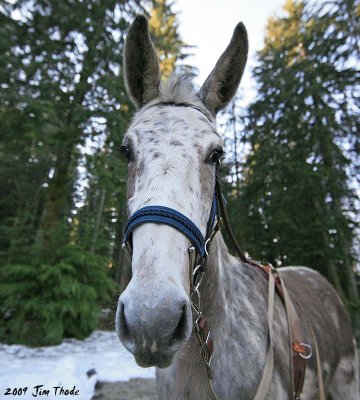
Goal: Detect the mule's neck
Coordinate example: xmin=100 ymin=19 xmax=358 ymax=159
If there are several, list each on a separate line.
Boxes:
xmin=200 ymin=233 xmax=252 ymax=321
xmin=200 ymin=231 xmax=269 ymax=328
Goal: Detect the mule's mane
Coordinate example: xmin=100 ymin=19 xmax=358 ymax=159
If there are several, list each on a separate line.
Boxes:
xmin=158 ymin=74 xmax=199 ymax=104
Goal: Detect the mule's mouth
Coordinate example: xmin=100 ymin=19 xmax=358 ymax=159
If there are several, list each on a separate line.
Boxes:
xmin=134 ymin=349 xmax=174 ymax=368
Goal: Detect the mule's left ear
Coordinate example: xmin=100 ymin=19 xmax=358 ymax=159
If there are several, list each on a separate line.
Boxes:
xmin=199 ymin=22 xmax=248 ymax=115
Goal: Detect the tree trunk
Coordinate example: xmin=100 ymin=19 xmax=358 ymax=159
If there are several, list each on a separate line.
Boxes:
xmin=35 ymin=147 xmax=72 ymax=247
xmin=113 ymin=209 xmax=132 ymax=292
xmin=90 ymin=189 xmax=106 ymax=254
xmin=34 ymin=5 xmax=108 ymax=249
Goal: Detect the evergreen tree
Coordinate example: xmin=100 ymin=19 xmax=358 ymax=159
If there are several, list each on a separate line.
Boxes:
xmin=149 ymin=0 xmax=195 ymax=77
xmin=0 ymin=0 xmax=194 ymax=345
xmin=234 ymin=0 xmax=359 ymax=330
xmin=0 ymin=0 xmax=147 ymax=345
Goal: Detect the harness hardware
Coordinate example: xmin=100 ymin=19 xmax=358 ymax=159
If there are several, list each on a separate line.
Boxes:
xmin=293 ymin=342 xmax=313 ymax=360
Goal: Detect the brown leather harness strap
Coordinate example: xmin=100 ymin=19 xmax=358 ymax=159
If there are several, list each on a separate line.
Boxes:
xmin=253 ymin=268 xmax=276 ymax=400
xmin=248 ymin=261 xmax=308 ymax=399
xmin=215 ymin=180 xmax=249 ymax=264
xmin=278 ymin=273 xmax=308 ymax=399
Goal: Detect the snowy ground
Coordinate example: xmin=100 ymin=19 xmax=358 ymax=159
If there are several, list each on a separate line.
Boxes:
xmin=0 ymin=331 xmax=155 ymax=400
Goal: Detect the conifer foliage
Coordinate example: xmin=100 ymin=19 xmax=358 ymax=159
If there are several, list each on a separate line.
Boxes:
xmin=232 ymin=0 xmax=359 ymax=329
xmin=0 ymin=0 xmax=191 ymax=346
xmin=149 ymin=0 xmax=195 ymax=77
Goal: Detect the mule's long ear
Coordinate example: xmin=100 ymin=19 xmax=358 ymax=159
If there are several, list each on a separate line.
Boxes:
xmin=199 ymin=22 xmax=248 ymax=115
xmin=123 ymin=15 xmax=160 ymax=108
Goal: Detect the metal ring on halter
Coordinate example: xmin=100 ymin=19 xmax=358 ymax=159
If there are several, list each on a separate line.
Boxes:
xmin=204 ymin=238 xmax=211 ymax=256
xmin=299 ymin=343 xmax=312 ymax=359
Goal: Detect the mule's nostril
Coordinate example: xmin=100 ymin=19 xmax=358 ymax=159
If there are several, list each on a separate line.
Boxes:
xmin=119 ymin=301 xmax=130 ymax=340
xmin=170 ymin=304 xmax=188 ymax=346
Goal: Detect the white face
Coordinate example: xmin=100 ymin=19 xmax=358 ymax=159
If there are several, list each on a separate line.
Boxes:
xmin=116 ymin=103 xmax=223 ymax=368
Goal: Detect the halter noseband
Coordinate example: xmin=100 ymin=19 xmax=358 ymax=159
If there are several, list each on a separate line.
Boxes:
xmin=122 ymin=181 xmax=221 ymax=265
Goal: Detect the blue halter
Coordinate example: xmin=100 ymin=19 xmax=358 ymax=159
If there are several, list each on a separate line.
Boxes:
xmin=123 ymin=193 xmax=218 ymax=258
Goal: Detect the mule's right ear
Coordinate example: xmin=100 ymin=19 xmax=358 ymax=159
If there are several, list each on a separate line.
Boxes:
xmin=123 ymin=15 xmax=160 ymax=108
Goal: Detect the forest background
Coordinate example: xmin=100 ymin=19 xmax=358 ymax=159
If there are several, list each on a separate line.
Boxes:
xmin=0 ymin=0 xmax=359 ymax=346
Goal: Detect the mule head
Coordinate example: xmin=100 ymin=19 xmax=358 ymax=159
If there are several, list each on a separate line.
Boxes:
xmin=116 ymin=15 xmax=248 ymax=368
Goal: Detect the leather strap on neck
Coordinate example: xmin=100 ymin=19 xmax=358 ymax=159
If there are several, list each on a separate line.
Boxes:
xmin=215 ymin=179 xmax=248 ymax=263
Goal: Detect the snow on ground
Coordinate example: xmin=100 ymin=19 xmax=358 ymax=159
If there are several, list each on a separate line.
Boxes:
xmin=0 ymin=331 xmax=155 ymax=400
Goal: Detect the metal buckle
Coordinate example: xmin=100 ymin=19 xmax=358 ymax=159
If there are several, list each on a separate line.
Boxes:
xmin=122 ymin=241 xmax=132 ymax=263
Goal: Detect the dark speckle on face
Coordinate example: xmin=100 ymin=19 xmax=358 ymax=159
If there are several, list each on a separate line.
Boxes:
xmin=170 ymin=140 xmax=183 ymax=147
xmin=127 ymin=162 xmax=136 ymax=200
xmin=137 ymin=160 xmax=145 ymax=176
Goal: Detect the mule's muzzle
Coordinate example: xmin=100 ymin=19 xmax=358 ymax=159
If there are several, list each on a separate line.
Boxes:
xmin=116 ymin=288 xmax=192 ymax=368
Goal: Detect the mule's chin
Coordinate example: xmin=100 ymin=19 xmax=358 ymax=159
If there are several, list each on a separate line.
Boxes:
xmin=134 ymin=350 xmax=174 ymax=368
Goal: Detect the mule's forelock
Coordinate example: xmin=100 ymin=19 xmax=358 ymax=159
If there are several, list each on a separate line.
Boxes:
xmin=159 ymin=74 xmax=201 ymax=107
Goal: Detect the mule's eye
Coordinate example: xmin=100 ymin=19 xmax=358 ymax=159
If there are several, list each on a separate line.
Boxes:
xmin=120 ymin=145 xmax=133 ymax=163
xmin=207 ymin=149 xmax=225 ymax=164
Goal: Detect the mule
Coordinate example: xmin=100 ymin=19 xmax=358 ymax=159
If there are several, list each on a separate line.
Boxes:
xmin=116 ymin=15 xmax=359 ymax=399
